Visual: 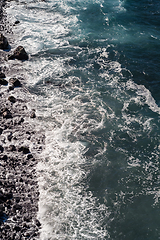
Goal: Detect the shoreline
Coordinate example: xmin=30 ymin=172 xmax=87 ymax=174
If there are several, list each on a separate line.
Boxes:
xmin=0 ymin=1 xmax=43 ymax=239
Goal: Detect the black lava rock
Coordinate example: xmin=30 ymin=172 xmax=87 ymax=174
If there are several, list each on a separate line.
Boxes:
xmin=0 ymin=145 xmax=4 ymax=153
xmin=0 ymin=78 xmax=8 ymax=85
xmin=35 ymin=219 xmax=41 ymax=227
xmin=8 ymin=46 xmax=28 ymax=60
xmin=9 ymin=78 xmax=21 ymax=87
xmin=13 ymin=204 xmax=22 ymax=212
xmin=18 ymin=146 xmax=30 ymax=154
xmin=9 ymin=145 xmax=16 ymax=151
xmin=1 ymin=108 xmax=12 ymax=119
xmin=30 ymin=112 xmax=36 ymax=118
xmin=14 ymin=20 xmax=20 ymax=25
xmin=0 ymin=72 xmax=6 ymax=78
xmin=0 ymin=128 xmax=3 ymax=134
xmin=8 ymin=96 xmax=16 ymax=103
xmin=0 ymin=33 xmax=9 ymax=50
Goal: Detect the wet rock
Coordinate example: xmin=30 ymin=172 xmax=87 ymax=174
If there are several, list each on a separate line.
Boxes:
xmin=0 ymin=128 xmax=3 ymax=134
xmin=0 ymin=192 xmax=6 ymax=203
xmin=23 ymin=214 xmax=31 ymax=222
xmin=0 ymin=204 xmax=5 ymax=215
xmin=0 ymin=78 xmax=8 ymax=85
xmin=5 ymin=192 xmax=13 ymax=200
xmin=9 ymin=145 xmax=16 ymax=151
xmin=9 ymin=78 xmax=21 ymax=87
xmin=0 ymin=155 xmax=7 ymax=160
xmin=0 ymin=48 xmax=42 ymax=236
xmin=7 ymin=133 xmax=12 ymax=141
xmin=13 ymin=117 xmax=24 ymax=126
xmin=34 ymin=219 xmax=41 ymax=227
xmin=1 ymin=108 xmax=8 ymax=114
xmin=0 ymin=145 xmax=4 ymax=153
xmin=26 ymin=154 xmax=33 ymax=160
xmin=1 ymin=108 xmax=12 ymax=119
xmin=0 ymin=33 xmax=9 ymax=50
xmin=14 ymin=225 xmax=21 ymax=232
xmin=15 ymin=197 xmax=20 ymax=203
xmin=18 ymin=117 xmax=24 ymax=125
xmin=4 ymin=224 xmax=10 ymax=230
xmin=8 ymin=96 xmax=16 ymax=103
xmin=14 ymin=20 xmax=20 ymax=25
xmin=8 ymin=46 xmax=28 ymax=60
xmin=0 ymin=72 xmax=6 ymax=78
xmin=3 ymin=110 xmax=12 ymax=118
xmin=8 ymin=85 xmax=14 ymax=91
xmin=30 ymin=109 xmax=36 ymax=119
xmin=13 ymin=204 xmax=22 ymax=212
xmin=18 ymin=146 xmax=30 ymax=154
xmin=30 ymin=111 xmax=36 ymax=119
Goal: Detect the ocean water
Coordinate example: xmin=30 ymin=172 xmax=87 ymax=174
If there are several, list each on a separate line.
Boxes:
xmin=5 ymin=0 xmax=160 ymax=239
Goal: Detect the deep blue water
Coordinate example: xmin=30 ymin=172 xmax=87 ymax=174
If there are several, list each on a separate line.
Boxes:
xmin=6 ymin=0 xmax=160 ymax=239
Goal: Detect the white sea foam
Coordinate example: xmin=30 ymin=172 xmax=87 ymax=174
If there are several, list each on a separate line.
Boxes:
xmin=6 ymin=0 xmax=160 ymax=238
xmin=37 ymin=133 xmax=110 ymax=239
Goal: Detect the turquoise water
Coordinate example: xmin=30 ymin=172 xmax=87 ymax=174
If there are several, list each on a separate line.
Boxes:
xmin=6 ymin=0 xmax=160 ymax=239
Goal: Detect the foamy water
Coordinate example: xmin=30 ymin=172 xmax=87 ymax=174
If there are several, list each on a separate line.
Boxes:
xmin=6 ymin=0 xmax=160 ymax=239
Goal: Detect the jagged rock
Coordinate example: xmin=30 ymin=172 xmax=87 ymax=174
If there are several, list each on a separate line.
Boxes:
xmin=12 ymin=204 xmax=22 ymax=212
xmin=1 ymin=107 xmax=9 ymax=114
xmin=0 ymin=204 xmax=5 ymax=218
xmin=14 ymin=20 xmax=20 ymax=25
xmin=0 ymin=192 xmax=12 ymax=203
xmin=0 ymin=78 xmax=8 ymax=85
xmin=8 ymin=46 xmax=28 ymax=60
xmin=7 ymin=133 xmax=12 ymax=141
xmin=8 ymin=96 xmax=16 ymax=103
xmin=9 ymin=145 xmax=16 ymax=151
xmin=0 ymin=193 xmax=4 ymax=203
xmin=30 ymin=109 xmax=36 ymax=119
xmin=30 ymin=112 xmax=36 ymax=118
xmin=23 ymin=214 xmax=31 ymax=222
xmin=8 ymin=85 xmax=14 ymax=91
xmin=5 ymin=192 xmax=13 ymax=200
xmin=0 ymin=33 xmax=9 ymax=50
xmin=1 ymin=108 xmax=12 ymax=119
xmin=13 ymin=117 xmax=24 ymax=125
xmin=0 ymin=155 xmax=7 ymax=160
xmin=0 ymin=128 xmax=3 ymax=134
xmin=9 ymin=78 xmax=21 ymax=87
xmin=0 ymin=72 xmax=6 ymax=78
xmin=0 ymin=145 xmax=4 ymax=153
xmin=26 ymin=154 xmax=33 ymax=160
xmin=34 ymin=219 xmax=41 ymax=227
xmin=14 ymin=225 xmax=21 ymax=232
xmin=18 ymin=146 xmax=30 ymax=154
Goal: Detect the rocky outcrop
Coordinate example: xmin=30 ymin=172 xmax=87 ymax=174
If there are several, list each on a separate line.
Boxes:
xmin=8 ymin=96 xmax=16 ymax=103
xmin=0 ymin=33 xmax=9 ymax=50
xmin=0 ymin=3 xmax=43 ymax=239
xmin=14 ymin=20 xmax=20 ymax=25
xmin=0 ymin=108 xmax=12 ymax=119
xmin=0 ymin=78 xmax=8 ymax=85
xmin=9 ymin=78 xmax=21 ymax=88
xmin=0 ymin=78 xmax=44 ymax=239
xmin=0 ymin=72 xmax=6 ymax=78
xmin=8 ymin=46 xmax=29 ymax=60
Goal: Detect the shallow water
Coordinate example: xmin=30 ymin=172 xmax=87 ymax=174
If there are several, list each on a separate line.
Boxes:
xmin=6 ymin=0 xmax=160 ymax=239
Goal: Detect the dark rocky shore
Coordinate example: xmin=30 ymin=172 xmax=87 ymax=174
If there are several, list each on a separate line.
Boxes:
xmin=0 ymin=1 xmax=44 ymax=239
